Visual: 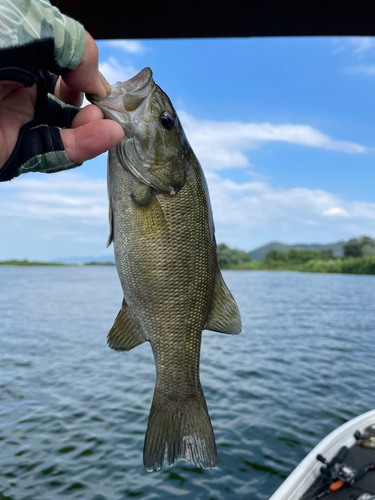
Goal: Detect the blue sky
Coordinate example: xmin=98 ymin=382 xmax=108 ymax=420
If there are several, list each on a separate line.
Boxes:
xmin=1 ymin=37 xmax=375 ymax=260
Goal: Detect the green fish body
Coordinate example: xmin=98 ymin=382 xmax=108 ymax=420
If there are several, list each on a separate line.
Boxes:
xmin=88 ymin=68 xmax=241 ymax=471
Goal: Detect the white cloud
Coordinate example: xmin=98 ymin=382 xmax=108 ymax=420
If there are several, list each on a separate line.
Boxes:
xmin=0 ymin=172 xmax=108 ymax=222
xmin=343 ymin=64 xmax=375 ymax=76
xmin=99 ymin=57 xmax=138 ymax=85
xmin=0 ymin=171 xmax=112 ymax=260
xmin=0 ymin=110 xmax=373 ymax=259
xmin=2 ymin=169 xmax=375 ymax=259
xmin=105 ymin=40 xmax=148 ymax=55
xmin=333 ymin=37 xmax=375 ymax=58
xmin=323 ymin=207 xmax=349 ymax=218
xmin=178 ymin=111 xmax=368 ymax=170
xmin=204 ymin=172 xmax=375 ymax=248
xmin=213 ymin=175 xmax=375 ymax=224
xmin=333 ymin=38 xmax=375 ymax=78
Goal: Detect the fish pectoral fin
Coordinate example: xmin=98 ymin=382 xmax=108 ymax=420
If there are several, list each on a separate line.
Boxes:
xmin=106 ymin=199 xmax=114 ymax=248
xmin=131 ymin=183 xmax=169 ymax=238
xmin=107 ymin=299 xmax=146 ymax=352
xmin=204 ymin=269 xmax=242 ymax=335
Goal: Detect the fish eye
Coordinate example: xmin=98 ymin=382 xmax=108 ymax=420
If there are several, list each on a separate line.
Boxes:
xmin=160 ymin=111 xmax=175 ymax=130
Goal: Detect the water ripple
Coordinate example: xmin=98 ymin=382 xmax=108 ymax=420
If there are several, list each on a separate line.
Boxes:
xmin=0 ymin=268 xmax=374 ymax=499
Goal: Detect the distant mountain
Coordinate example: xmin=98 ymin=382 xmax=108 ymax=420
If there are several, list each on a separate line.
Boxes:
xmin=53 ymin=254 xmax=115 ymax=264
xmin=248 ymin=241 xmax=345 ymax=261
xmin=55 ymin=241 xmax=345 ymax=264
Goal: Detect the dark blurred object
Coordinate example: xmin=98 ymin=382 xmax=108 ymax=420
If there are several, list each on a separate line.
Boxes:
xmin=50 ymin=0 xmax=375 ymax=39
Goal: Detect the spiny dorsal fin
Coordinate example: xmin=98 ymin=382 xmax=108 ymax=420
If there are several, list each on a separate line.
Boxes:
xmin=204 ymin=269 xmax=242 ymax=335
xmin=107 ymin=299 xmax=146 ymax=352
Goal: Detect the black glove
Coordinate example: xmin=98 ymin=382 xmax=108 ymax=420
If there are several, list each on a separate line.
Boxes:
xmin=0 ymin=66 xmax=80 ymax=182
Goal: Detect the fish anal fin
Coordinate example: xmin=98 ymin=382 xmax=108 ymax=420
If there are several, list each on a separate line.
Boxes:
xmin=205 ymin=269 xmax=242 ymax=335
xmin=107 ymin=299 xmax=146 ymax=352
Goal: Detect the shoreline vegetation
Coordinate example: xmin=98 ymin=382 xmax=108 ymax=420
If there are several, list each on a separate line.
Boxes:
xmin=2 ymin=236 xmax=374 ymax=275
xmin=228 ymin=255 xmax=375 ymax=274
xmin=218 ymin=236 xmax=375 ymax=275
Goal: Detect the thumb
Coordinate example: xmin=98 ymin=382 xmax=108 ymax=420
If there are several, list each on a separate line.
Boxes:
xmin=62 ymin=31 xmax=110 ymax=98
xmin=60 ymin=105 xmax=124 ymax=163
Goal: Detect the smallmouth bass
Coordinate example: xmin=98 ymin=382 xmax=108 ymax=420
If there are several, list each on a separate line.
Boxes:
xmin=87 ymin=68 xmax=241 ymax=471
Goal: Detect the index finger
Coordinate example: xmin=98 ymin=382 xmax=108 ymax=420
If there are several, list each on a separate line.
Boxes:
xmin=62 ymin=31 xmax=110 ymax=98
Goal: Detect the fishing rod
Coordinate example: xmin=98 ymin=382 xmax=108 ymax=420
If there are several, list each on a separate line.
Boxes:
xmin=304 ymin=444 xmax=375 ymax=500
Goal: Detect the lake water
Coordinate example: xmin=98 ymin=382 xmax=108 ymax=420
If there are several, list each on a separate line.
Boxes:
xmin=0 ymin=267 xmax=374 ymax=500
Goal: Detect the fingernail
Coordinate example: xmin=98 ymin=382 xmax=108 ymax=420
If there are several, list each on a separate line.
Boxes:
xmin=97 ymin=72 xmax=111 ymax=97
xmin=100 ymin=72 xmax=111 ymax=94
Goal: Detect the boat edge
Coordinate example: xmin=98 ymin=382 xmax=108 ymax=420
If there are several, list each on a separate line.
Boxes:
xmin=269 ymin=408 xmax=375 ymax=500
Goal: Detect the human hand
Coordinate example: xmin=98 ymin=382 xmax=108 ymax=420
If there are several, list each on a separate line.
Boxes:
xmin=0 ymin=80 xmax=36 ymax=169
xmin=0 ymin=31 xmax=124 ymax=172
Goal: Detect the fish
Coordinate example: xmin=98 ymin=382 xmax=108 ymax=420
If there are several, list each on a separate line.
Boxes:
xmin=87 ymin=67 xmax=241 ymax=472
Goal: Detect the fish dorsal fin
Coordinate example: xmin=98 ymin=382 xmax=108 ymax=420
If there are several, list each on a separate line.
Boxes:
xmin=106 ymin=199 xmax=114 ymax=248
xmin=205 ymin=269 xmax=242 ymax=335
xmin=107 ymin=299 xmax=146 ymax=352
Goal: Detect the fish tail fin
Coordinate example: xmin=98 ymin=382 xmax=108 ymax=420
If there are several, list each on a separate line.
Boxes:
xmin=143 ymin=387 xmax=218 ymax=472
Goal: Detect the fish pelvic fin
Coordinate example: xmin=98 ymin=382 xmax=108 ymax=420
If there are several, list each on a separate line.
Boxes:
xmin=107 ymin=299 xmax=146 ymax=352
xmin=143 ymin=387 xmax=218 ymax=472
xmin=205 ymin=268 xmax=242 ymax=335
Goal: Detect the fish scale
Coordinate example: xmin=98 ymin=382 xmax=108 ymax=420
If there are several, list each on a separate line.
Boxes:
xmin=87 ymin=67 xmax=241 ymax=471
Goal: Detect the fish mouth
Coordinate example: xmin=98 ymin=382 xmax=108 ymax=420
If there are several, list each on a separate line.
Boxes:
xmin=110 ymin=67 xmax=153 ymax=96
xmin=86 ymin=68 xmax=154 ymax=113
xmin=86 ymin=68 xmax=155 ymax=138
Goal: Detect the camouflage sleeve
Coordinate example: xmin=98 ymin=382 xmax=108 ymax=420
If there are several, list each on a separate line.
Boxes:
xmin=0 ymin=0 xmax=86 ymax=72
xmin=0 ymin=0 xmax=86 ymax=182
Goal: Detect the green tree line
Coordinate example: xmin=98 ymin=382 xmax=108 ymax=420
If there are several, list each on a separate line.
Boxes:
xmin=217 ymin=243 xmax=251 ymax=269
xmin=265 ymin=248 xmax=334 ymax=264
xmin=218 ymin=236 xmax=375 ymax=275
xmin=342 ymin=236 xmax=375 ymax=258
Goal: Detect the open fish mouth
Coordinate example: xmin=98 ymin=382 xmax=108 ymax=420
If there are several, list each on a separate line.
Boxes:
xmin=86 ymin=68 xmax=155 ymax=136
xmin=86 ymin=68 xmax=154 ymax=112
xmin=110 ymin=67 xmax=153 ymax=96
